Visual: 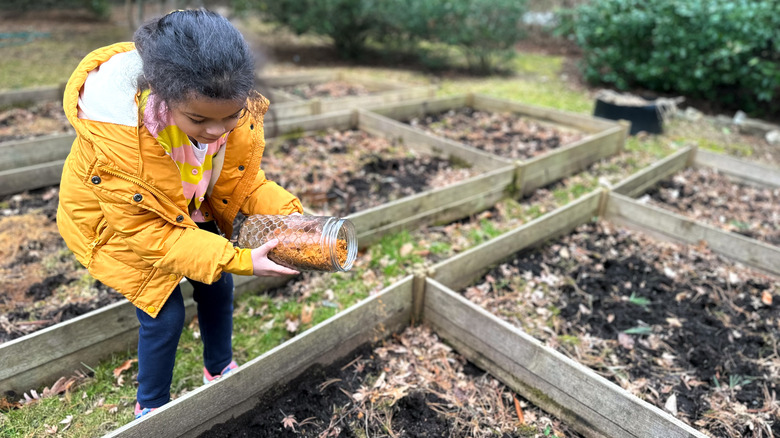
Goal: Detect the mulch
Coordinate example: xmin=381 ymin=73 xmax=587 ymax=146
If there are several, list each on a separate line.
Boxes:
xmin=459 ymin=220 xmax=778 ymax=438
xmin=641 ymin=167 xmax=780 ymax=245
xmin=201 ymin=324 xmax=583 ymax=438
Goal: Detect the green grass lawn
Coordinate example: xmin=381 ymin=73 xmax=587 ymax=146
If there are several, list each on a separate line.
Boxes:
xmin=0 ymin=26 xmax=129 ymax=91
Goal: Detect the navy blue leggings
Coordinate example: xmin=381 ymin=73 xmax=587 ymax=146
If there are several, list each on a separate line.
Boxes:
xmin=135 ymin=222 xmax=235 ymax=409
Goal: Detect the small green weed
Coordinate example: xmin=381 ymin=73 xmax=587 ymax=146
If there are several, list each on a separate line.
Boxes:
xmin=466 ymin=218 xmax=502 ymax=245
xmin=623 ymin=326 xmax=653 ymax=335
xmin=627 ymin=292 xmax=651 ymax=309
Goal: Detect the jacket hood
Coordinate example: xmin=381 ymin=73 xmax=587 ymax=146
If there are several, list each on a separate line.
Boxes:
xmin=63 ymin=42 xmax=140 ymax=144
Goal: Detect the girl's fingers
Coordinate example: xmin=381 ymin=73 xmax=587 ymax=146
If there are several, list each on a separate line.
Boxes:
xmin=257 ymin=238 xmax=279 ymax=255
xmin=250 ymin=240 xmax=300 ymax=277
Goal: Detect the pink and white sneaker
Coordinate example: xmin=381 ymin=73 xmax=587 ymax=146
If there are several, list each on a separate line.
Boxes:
xmin=203 ymin=360 xmax=239 ymax=384
xmin=134 ymin=402 xmax=157 ymax=419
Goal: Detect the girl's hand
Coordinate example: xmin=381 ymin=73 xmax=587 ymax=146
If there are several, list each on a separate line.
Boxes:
xmin=250 ymin=239 xmax=300 ymax=277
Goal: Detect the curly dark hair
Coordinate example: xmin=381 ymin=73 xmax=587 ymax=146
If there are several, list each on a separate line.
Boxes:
xmin=133 ymin=9 xmax=255 ymax=107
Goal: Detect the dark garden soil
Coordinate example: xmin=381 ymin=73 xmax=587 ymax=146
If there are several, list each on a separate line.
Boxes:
xmin=261 ymin=128 xmax=477 ymax=216
xmin=0 ymin=100 xmax=73 ymax=142
xmin=201 ymin=324 xmax=583 ymax=438
xmin=407 ymin=107 xmax=586 ymax=161
xmin=641 ymin=167 xmax=780 ymax=246
xmin=277 ymin=80 xmax=372 ymax=100
xmin=460 ymin=221 xmax=779 ymax=438
xmin=0 ymin=187 xmax=120 ymax=344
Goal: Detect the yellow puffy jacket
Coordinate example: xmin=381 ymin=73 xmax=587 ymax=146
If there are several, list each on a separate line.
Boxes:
xmin=57 ymin=42 xmax=303 ymax=317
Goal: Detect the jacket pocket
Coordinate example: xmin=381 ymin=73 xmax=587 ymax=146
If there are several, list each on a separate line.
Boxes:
xmin=87 ymin=217 xmax=110 ymax=268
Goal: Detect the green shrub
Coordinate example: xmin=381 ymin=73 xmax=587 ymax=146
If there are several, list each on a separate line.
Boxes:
xmin=571 ymin=0 xmax=780 ymax=115
xmin=238 ymin=0 xmax=528 ymax=72
xmin=372 ymin=0 xmax=528 ymax=72
xmin=242 ymin=0 xmax=377 ymax=59
xmin=433 ymin=0 xmax=528 ymax=73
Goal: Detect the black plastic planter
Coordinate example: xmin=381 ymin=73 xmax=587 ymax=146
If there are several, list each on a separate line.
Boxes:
xmin=594 ymin=98 xmax=663 ymax=135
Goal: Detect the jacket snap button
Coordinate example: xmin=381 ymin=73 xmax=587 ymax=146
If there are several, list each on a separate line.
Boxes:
xmin=222 ymin=199 xmax=228 ymax=204
xmin=204 ymin=212 xmax=209 ymax=217
xmin=168 ymin=274 xmax=177 ymax=281
xmin=176 ymin=215 xmax=184 ymax=222
xmin=91 ymin=176 xmax=101 ymax=184
xmin=133 ymin=193 xmax=143 ymax=202
xmin=147 ymin=306 xmax=156 ymax=313
xmin=238 ymin=165 xmax=245 ymax=171
xmin=191 ymin=169 xmax=199 ymax=175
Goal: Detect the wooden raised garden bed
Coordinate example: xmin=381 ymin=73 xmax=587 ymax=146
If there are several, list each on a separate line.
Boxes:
xmin=430 ymin=191 xmax=777 ymax=438
xmin=609 ymin=146 xmax=780 ymax=276
xmin=369 ymin=93 xmax=629 ymax=195
xmin=199 ymin=323 xmax=585 ymax=437
xmin=270 ymin=109 xmax=515 ymax=247
xmin=0 ymin=84 xmax=64 ymax=108
xmin=258 ymin=69 xmax=437 ymax=122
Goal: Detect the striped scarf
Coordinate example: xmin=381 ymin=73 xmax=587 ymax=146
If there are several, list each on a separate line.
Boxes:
xmin=140 ymin=91 xmax=227 ymax=221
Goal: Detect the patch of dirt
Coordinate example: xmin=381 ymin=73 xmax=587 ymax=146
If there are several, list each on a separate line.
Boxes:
xmin=640 ymin=167 xmax=780 ymax=245
xmin=262 ymin=128 xmax=477 ymax=216
xmin=277 ymin=81 xmax=372 ymax=100
xmin=0 ymin=188 xmax=121 ymax=343
xmin=459 ymin=221 xmax=779 ymax=438
xmin=407 ymin=107 xmax=586 ymax=161
xmin=201 ymin=325 xmax=583 ymax=438
xmin=0 ymin=101 xmax=72 ymax=142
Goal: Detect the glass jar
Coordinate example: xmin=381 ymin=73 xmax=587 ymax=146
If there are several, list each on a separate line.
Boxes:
xmin=237 ymin=214 xmax=358 ymax=272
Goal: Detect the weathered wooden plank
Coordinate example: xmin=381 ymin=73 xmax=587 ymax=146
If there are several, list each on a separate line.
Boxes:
xmin=267 ymin=110 xmax=356 ymax=142
xmin=432 ymin=189 xmax=602 ymax=291
xmin=424 ymin=278 xmax=707 ymax=438
xmin=265 ymin=101 xmax=317 ymax=122
xmin=472 ymin=94 xmax=621 ymax=134
xmin=0 ymin=134 xmax=75 ymax=171
xmin=366 ymin=95 xmax=469 ymax=122
xmin=605 ymin=192 xmax=780 ymax=276
xmin=694 ymin=148 xmax=780 ymax=189
xmin=520 ymin=126 xmax=625 ymax=195
xmin=0 ymin=84 xmax=64 ymax=107
xmin=319 ymin=86 xmax=436 ymax=113
xmin=354 ymin=184 xmax=511 ymax=248
xmin=339 ymin=72 xmax=414 ymax=91
xmin=0 ymin=275 xmax=287 ymax=397
xmin=358 ymin=110 xmax=505 ymax=173
xmin=610 ymin=147 xmax=694 ymax=198
xmin=349 ymin=166 xmax=514 ymax=234
xmin=0 ymin=161 xmax=64 ymax=197
xmin=103 ymin=277 xmax=414 ymax=438
xmin=266 ymin=88 xmax=305 ymax=103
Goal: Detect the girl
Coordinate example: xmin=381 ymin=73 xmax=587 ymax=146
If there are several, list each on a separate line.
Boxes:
xmin=56 ymin=9 xmax=302 ymax=419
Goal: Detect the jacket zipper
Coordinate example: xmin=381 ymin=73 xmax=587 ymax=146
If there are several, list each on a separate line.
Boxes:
xmin=98 ymin=166 xmax=186 ymax=221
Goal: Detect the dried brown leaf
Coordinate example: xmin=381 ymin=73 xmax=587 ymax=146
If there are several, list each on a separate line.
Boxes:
xmin=281 ymin=414 xmax=298 ymax=431
xmin=513 ymin=395 xmax=525 ymax=424
xmin=113 ymin=359 xmax=137 ymax=379
xmin=301 ymin=304 xmax=315 ymax=325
